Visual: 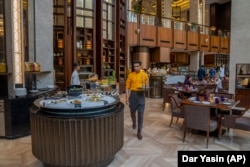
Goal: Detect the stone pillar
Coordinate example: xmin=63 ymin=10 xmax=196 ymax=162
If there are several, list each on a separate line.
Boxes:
xmin=229 ymin=0 xmax=250 ymax=93
xmin=33 ymin=0 xmax=54 ymax=88
xmin=189 ymin=51 xmax=199 ymax=72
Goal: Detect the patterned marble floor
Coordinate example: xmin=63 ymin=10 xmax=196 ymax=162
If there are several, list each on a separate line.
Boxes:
xmin=0 ymin=94 xmax=250 ymax=167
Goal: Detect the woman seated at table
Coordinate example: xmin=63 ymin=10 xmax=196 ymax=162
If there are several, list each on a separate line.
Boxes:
xmin=184 ymin=75 xmax=193 ymax=86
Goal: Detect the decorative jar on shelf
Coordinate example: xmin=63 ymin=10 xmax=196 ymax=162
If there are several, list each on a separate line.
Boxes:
xmin=0 ymin=63 xmax=7 ymax=72
xmin=57 ymin=39 xmax=63 ymax=48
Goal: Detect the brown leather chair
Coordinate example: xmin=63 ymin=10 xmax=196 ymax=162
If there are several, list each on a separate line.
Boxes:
xmin=168 ymin=94 xmax=184 ymax=127
xmin=182 ymin=104 xmax=218 ymax=148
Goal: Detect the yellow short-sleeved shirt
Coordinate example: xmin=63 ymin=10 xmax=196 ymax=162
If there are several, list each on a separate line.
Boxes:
xmin=126 ymin=70 xmax=148 ymax=91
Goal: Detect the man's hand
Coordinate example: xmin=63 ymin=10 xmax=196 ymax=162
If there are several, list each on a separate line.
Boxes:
xmin=125 ymin=95 xmax=129 ymax=105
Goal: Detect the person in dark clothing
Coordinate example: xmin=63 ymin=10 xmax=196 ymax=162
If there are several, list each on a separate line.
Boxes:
xmin=184 ymin=75 xmax=193 ymax=86
xmin=198 ymin=65 xmax=206 ymax=81
xmin=209 ymin=67 xmax=216 ymax=80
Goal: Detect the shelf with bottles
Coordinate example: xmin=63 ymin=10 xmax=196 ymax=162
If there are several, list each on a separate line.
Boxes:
xmin=77 ymin=57 xmax=93 ymax=66
xmin=76 ymin=29 xmax=93 ymax=50
xmin=79 ymin=65 xmax=93 ymax=73
xmin=54 ymin=67 xmax=65 ymax=79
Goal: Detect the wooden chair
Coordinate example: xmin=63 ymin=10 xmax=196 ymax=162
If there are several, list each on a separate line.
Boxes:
xmin=168 ymin=94 xmax=184 ymax=127
xmin=182 ymin=104 xmax=218 ymax=148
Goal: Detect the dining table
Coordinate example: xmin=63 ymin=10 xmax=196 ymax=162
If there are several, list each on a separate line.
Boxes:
xmin=171 ymin=86 xmax=200 ymax=98
xmin=181 ymin=95 xmax=236 ymax=138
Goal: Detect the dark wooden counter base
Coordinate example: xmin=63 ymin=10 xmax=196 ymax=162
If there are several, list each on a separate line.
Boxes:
xmin=30 ymin=102 xmax=124 ymax=167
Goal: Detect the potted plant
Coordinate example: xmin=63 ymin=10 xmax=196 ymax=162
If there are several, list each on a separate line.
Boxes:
xmin=108 ymin=70 xmax=117 ymax=90
xmin=132 ymin=0 xmax=142 ymax=13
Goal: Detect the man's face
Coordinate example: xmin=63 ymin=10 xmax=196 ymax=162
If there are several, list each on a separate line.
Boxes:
xmin=77 ymin=66 xmax=80 ymax=71
xmin=133 ymin=63 xmax=141 ymax=73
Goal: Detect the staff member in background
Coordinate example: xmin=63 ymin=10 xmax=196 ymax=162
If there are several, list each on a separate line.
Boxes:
xmin=126 ymin=61 xmax=148 ymax=140
xmin=209 ymin=66 xmax=216 ymax=81
xmin=219 ymin=64 xmax=225 ymax=80
xmin=71 ymin=63 xmax=81 ymax=85
xmin=198 ymin=65 xmax=206 ymax=81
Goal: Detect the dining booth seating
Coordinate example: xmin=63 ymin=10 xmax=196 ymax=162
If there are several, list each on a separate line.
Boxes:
xmin=182 ymin=104 xmax=218 ymax=148
xmin=168 ymin=94 xmax=184 ymax=127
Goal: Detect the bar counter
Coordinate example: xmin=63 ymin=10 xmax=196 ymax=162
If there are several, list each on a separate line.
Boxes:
xmin=30 ymin=94 xmax=124 ymax=167
xmin=1 ymin=87 xmax=58 ymax=139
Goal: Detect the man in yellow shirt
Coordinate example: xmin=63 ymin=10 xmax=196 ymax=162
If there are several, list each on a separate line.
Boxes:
xmin=126 ymin=61 xmax=148 ymax=140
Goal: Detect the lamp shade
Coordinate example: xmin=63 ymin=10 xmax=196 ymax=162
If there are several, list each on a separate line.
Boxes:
xmin=172 ymin=5 xmax=181 ymax=18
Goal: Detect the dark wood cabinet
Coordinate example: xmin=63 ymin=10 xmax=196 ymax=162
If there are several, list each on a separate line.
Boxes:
xmin=170 ymin=52 xmax=189 ymax=65
xmin=204 ymin=54 xmax=215 ymax=66
xmin=150 ymin=47 xmax=170 ymax=63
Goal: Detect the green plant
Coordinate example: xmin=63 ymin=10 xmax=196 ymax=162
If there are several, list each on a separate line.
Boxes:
xmin=108 ymin=70 xmax=116 ymax=85
xmin=132 ymin=0 xmax=142 ymax=13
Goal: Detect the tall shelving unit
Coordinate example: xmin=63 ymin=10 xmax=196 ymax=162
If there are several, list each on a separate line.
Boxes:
xmin=53 ymin=0 xmax=127 ymax=89
xmin=53 ymin=0 xmax=68 ymax=89
xmin=96 ymin=0 xmax=116 ymax=79
xmin=73 ymin=0 xmax=95 ymax=76
xmin=116 ymin=0 xmax=127 ymax=93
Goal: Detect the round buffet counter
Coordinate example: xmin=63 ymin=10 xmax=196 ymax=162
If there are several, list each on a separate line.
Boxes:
xmin=30 ymin=93 xmax=124 ymax=167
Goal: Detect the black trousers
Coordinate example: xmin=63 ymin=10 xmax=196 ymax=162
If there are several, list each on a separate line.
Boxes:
xmin=129 ymin=91 xmax=145 ymax=133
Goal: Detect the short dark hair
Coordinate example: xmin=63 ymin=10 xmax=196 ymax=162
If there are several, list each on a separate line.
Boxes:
xmin=132 ymin=61 xmax=141 ymax=66
xmin=73 ymin=63 xmax=79 ymax=69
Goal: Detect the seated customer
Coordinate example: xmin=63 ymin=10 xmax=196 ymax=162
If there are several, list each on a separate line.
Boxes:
xmin=184 ymin=75 xmax=193 ymax=86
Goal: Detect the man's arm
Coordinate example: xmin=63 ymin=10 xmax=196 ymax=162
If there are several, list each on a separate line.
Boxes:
xmin=125 ymin=88 xmax=130 ymax=105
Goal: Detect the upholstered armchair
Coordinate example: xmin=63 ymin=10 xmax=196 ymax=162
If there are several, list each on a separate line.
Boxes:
xmin=162 ymin=85 xmax=176 ymax=111
xmin=222 ymin=107 xmax=250 ymax=132
xmin=168 ymin=94 xmax=184 ymax=127
xmin=182 ymin=104 xmax=218 ymax=148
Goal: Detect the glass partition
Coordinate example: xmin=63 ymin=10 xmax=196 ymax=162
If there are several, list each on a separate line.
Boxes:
xmin=173 ymin=21 xmax=185 ymax=30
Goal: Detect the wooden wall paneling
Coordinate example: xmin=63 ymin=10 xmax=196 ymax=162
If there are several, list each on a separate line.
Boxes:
xmin=187 ymin=31 xmax=199 ymax=51
xmin=170 ymin=52 xmax=189 ymax=65
xmin=210 ymin=35 xmax=220 ymax=52
xmin=173 ymin=29 xmax=187 ymax=49
xmin=150 ymin=47 xmax=170 ymax=63
xmin=157 ymin=27 xmax=173 ymax=48
xmin=220 ymin=37 xmax=229 ymax=53
xmin=204 ymin=54 xmax=215 ymax=66
xmin=199 ymin=34 xmax=210 ymax=51
xmin=139 ymin=24 xmax=156 ymax=47
xmin=127 ymin=22 xmax=138 ymax=46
